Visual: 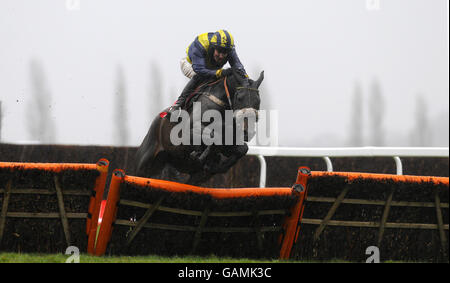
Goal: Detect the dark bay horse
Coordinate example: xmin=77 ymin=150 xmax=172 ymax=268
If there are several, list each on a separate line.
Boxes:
xmin=135 ymin=69 xmax=264 ymax=185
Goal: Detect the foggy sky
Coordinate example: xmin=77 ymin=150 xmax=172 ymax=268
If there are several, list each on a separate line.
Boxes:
xmin=0 ymin=0 xmax=448 ymax=147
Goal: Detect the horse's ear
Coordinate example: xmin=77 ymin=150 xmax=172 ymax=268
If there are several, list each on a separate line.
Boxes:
xmin=254 ymin=71 xmax=264 ymax=89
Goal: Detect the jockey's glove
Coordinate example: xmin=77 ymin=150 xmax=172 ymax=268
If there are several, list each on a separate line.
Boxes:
xmin=220 ymin=68 xmax=233 ymax=77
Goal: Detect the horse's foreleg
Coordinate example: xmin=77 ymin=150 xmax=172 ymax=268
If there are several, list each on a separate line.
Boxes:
xmin=189 ymin=144 xmax=215 ymax=167
xmin=205 ymin=145 xmax=248 ymax=174
xmin=161 ymin=163 xmax=187 ymax=183
xmin=198 ymin=145 xmax=213 ymax=164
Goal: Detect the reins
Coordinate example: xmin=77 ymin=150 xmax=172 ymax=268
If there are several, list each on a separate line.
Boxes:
xmin=194 ymin=76 xmax=259 ymax=111
xmin=224 ymin=76 xmax=233 ymax=110
xmin=222 ymin=77 xmax=260 ymax=110
xmin=192 ymin=76 xmax=233 ymax=110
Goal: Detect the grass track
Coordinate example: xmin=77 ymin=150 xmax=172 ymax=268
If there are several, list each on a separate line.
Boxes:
xmin=0 ymin=252 xmax=299 ymax=263
xmin=0 ymin=252 xmax=417 ymax=263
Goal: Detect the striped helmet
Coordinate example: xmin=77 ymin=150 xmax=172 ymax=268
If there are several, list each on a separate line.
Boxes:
xmin=210 ymin=29 xmax=235 ymax=52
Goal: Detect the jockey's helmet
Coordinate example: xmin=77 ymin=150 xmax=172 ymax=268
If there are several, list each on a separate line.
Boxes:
xmin=211 ymin=30 xmax=235 ymax=53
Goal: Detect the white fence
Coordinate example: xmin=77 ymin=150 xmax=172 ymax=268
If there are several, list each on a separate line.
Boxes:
xmin=247 ymin=146 xmax=450 ymax=187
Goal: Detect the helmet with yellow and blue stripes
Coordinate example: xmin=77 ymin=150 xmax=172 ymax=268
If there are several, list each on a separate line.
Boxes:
xmin=210 ymin=30 xmax=235 ymax=53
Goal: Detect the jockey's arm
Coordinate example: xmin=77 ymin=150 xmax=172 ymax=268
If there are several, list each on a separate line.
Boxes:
xmin=189 ymin=42 xmax=220 ymax=78
xmin=192 ymin=57 xmax=219 ymax=78
xmin=228 ymin=48 xmax=248 ymax=78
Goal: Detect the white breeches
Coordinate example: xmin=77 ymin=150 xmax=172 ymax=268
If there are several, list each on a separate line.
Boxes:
xmin=180 ymin=57 xmax=196 ymax=79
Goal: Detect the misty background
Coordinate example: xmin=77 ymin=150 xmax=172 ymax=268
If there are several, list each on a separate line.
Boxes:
xmin=0 ymin=0 xmax=448 ymax=147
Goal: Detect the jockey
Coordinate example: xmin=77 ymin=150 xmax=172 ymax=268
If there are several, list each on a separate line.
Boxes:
xmin=169 ymin=29 xmax=248 ymax=113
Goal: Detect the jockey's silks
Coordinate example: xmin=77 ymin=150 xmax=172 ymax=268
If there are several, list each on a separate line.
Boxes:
xmin=185 ymin=32 xmax=247 ymax=78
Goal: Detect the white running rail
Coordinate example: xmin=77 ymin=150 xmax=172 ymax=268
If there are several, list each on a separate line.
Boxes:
xmin=247 ymin=146 xmax=450 ymax=187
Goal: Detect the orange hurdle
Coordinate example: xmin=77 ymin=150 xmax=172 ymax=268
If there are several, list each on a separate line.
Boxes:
xmin=91 ymin=169 xmax=306 ymax=258
xmin=89 ymin=166 xmax=449 ymax=259
xmin=124 ymin=175 xmax=294 ymax=199
xmin=94 ymin=169 xmax=125 ymax=256
xmin=86 ymin=159 xmax=110 ymax=253
xmin=0 ymin=158 xmax=110 ymax=253
xmin=279 ymin=166 xmax=310 ymax=259
xmin=0 ymin=161 xmax=99 ymax=172
xmin=309 ymin=171 xmax=449 ymax=185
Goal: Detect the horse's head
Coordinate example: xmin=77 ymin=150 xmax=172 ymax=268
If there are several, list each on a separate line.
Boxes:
xmin=231 ymin=69 xmax=264 ymax=142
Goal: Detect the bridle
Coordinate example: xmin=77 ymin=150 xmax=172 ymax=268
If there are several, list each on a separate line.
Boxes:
xmin=199 ymin=75 xmax=259 ymax=112
xmin=225 ymin=77 xmax=260 ymax=109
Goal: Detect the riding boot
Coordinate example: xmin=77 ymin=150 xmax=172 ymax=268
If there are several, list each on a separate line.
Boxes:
xmin=169 ymin=74 xmax=202 ymax=113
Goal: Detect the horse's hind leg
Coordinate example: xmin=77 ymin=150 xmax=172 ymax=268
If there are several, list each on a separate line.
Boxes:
xmin=135 ymin=132 xmax=157 ymax=176
xmin=135 ymin=149 xmax=154 ymax=176
xmin=205 ymin=145 xmax=248 ymax=174
xmin=135 ymin=112 xmax=166 ymax=176
xmin=135 ymin=145 xmax=165 ymax=178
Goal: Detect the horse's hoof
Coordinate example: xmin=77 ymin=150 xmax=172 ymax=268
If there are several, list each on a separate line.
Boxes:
xmin=190 ymin=151 xmax=200 ymax=159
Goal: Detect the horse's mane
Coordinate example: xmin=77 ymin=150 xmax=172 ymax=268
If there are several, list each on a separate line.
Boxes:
xmin=184 ymin=74 xmax=241 ymax=109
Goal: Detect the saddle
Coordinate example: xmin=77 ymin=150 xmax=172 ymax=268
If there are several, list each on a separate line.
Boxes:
xmin=159 ymin=77 xmax=230 ymax=119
